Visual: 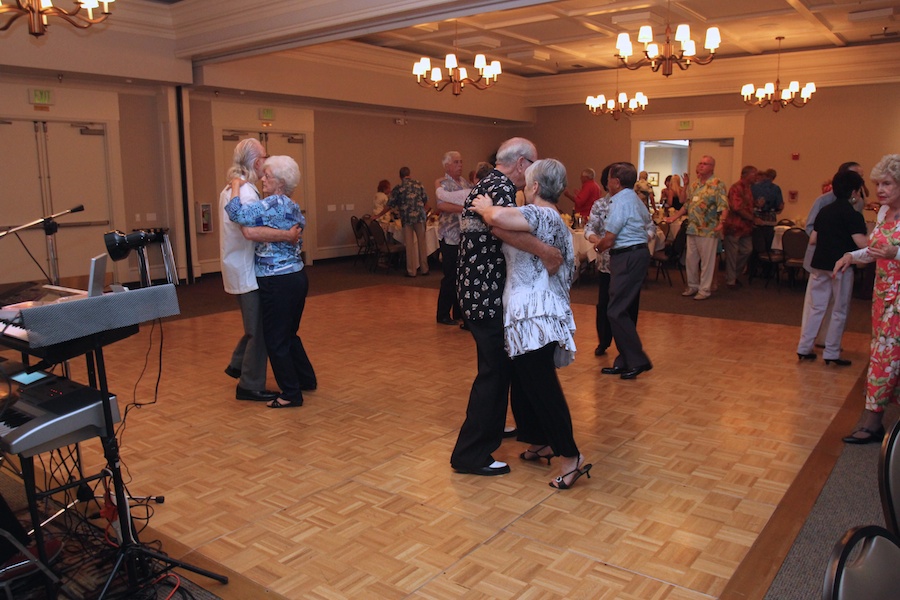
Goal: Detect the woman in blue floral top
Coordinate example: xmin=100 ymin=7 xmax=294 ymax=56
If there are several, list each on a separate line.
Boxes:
xmin=472 ymin=159 xmax=592 ymax=490
xmin=226 ymin=156 xmax=316 ymax=408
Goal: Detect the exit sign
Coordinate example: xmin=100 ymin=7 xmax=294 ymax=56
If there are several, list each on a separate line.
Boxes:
xmin=258 ymin=107 xmax=275 ymax=120
xmin=677 ymin=120 xmax=693 ymax=131
xmin=28 ymin=89 xmax=54 ymax=106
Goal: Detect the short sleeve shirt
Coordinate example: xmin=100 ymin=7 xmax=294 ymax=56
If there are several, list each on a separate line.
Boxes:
xmin=684 ymin=176 xmax=728 ymax=237
xmin=457 ymin=169 xmax=517 ymax=321
xmin=388 ymin=178 xmax=428 ymax=226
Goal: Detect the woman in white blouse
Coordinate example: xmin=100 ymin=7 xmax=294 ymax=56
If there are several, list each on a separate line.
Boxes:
xmin=471 ymin=159 xmax=591 ymax=490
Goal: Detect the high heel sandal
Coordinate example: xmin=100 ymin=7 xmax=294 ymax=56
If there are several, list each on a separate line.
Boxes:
xmin=824 ymin=358 xmax=852 ymax=366
xmin=797 ymin=352 xmax=816 ymax=361
xmin=549 ymin=460 xmax=593 ymax=490
xmin=520 ymin=445 xmax=555 ymax=465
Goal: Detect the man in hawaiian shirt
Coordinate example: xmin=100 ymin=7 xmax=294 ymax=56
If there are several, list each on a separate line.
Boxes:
xmin=666 ymin=155 xmax=729 ymax=300
xmin=383 ymin=166 xmax=430 ymax=277
xmin=450 ymin=137 xmax=561 ymax=476
xmin=723 ymin=165 xmax=758 ymax=289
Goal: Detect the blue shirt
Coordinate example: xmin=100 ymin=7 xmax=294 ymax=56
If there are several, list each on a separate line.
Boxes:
xmin=225 ymin=193 xmax=305 ymax=277
xmin=605 ymin=188 xmax=652 ymax=249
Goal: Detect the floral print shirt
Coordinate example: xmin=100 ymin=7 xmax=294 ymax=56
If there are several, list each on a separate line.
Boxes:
xmin=724 ymin=178 xmax=755 ymax=237
xmin=436 ymin=174 xmax=470 ymax=245
xmin=584 ymin=193 xmax=611 ymax=273
xmin=457 ymin=169 xmax=517 ymax=321
xmin=388 ymin=177 xmax=428 ymax=226
xmin=502 ymin=204 xmax=576 ymax=358
xmin=684 ymin=176 xmax=728 ymax=238
xmin=225 ymin=193 xmax=305 ymax=277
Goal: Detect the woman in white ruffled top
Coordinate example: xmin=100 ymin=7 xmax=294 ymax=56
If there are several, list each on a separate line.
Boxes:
xmin=471 ymin=158 xmax=591 ymax=490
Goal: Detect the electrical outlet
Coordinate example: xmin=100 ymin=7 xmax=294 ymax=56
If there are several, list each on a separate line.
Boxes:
xmin=327 ymin=205 xmax=337 ymax=212
xmin=146 ymin=212 xmax=157 ymax=221
xmin=345 ymin=203 xmax=354 ymax=211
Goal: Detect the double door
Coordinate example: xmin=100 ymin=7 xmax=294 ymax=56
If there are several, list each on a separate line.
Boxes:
xmin=0 ymin=119 xmax=113 ymax=285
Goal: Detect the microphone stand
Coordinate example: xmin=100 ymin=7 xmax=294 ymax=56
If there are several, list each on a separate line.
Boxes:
xmin=0 ymin=204 xmax=85 ymax=286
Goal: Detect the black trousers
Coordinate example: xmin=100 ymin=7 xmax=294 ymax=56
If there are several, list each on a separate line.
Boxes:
xmin=450 ymin=316 xmax=511 ymax=469
xmin=258 ymin=269 xmax=316 ymax=403
xmin=609 ymin=249 xmax=651 ymax=369
xmin=596 ymin=270 xmax=640 ymax=350
xmin=511 ymin=344 xmax=578 ymax=458
xmin=436 ymin=240 xmax=462 ymax=321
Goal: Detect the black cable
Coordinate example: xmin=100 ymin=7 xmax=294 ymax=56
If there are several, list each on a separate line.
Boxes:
xmin=12 ymin=231 xmax=51 ymax=282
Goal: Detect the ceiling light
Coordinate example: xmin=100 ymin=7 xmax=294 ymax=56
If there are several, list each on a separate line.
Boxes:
xmin=740 ymin=37 xmax=815 ymax=113
xmin=412 ymin=21 xmax=501 ymax=96
xmin=0 ymin=0 xmax=114 ymax=37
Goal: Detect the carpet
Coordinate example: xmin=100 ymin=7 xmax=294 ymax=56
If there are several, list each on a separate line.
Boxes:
xmin=0 ymin=466 xmax=221 ymax=600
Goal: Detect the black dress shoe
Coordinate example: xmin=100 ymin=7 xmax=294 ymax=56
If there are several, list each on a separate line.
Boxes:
xmin=437 ymin=317 xmax=457 ymax=326
xmin=452 ymin=463 xmax=510 ymax=476
xmin=224 ymin=366 xmax=241 ymax=379
xmin=594 ymin=345 xmax=607 ymax=357
xmin=236 ymin=387 xmax=280 ymax=401
xmin=459 ymin=321 xmax=470 ymax=331
xmin=824 ymin=358 xmax=852 ymax=366
xmin=842 ymin=426 xmax=885 ymax=444
xmin=620 ymin=363 xmax=653 ymax=380
xmin=502 ymin=427 xmax=518 ymax=438
xmin=601 ymin=366 xmax=626 ymax=375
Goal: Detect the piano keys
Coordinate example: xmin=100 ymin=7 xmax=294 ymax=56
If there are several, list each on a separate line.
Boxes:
xmin=0 ymin=375 xmax=119 ymax=458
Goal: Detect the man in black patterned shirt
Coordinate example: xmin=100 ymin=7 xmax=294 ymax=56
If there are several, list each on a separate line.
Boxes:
xmin=450 ymin=137 xmax=562 ymax=476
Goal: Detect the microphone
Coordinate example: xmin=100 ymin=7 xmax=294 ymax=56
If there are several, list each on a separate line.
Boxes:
xmin=70 ymin=204 xmax=85 ymax=213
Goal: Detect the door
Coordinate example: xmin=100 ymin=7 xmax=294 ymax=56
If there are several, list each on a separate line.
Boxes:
xmin=0 ymin=120 xmax=113 ymax=285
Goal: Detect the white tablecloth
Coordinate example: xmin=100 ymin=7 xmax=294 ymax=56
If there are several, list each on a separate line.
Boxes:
xmin=771 ymin=225 xmax=791 ymax=250
xmin=387 ymin=221 xmax=440 ymax=271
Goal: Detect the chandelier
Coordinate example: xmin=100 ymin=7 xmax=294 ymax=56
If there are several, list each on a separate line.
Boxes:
xmin=0 ymin=0 xmax=114 ymax=37
xmin=614 ymin=1 xmax=719 ymax=77
xmin=412 ymin=21 xmax=501 ymax=96
xmin=741 ymin=37 xmax=816 ymax=112
xmin=585 ymin=67 xmax=648 ymax=120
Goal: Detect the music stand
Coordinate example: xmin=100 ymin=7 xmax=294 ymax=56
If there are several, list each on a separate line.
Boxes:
xmin=18 ymin=285 xmax=228 ymax=596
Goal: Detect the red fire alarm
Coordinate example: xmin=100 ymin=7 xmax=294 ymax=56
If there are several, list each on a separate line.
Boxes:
xmin=792 ymin=153 xmax=800 ymax=160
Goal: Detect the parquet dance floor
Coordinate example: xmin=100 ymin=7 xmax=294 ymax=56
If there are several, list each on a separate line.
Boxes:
xmin=22 ymin=284 xmax=869 ymax=599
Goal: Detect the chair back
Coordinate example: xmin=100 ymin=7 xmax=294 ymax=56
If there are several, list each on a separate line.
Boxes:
xmin=669 ymin=224 xmax=687 ymax=259
xmin=350 ymin=216 xmax=365 ymax=248
xmin=752 ymin=226 xmax=774 ymax=255
xmin=823 ymin=525 xmax=900 ymax=600
xmin=367 ymin=220 xmax=389 ymax=251
xmin=880 ymin=420 xmax=900 ymax=536
xmin=777 ymin=218 xmax=796 ymax=226
xmin=781 ymin=227 xmax=810 ymax=261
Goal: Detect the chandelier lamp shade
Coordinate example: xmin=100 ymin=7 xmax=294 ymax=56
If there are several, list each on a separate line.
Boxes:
xmin=412 ymin=53 xmax=501 ymax=96
xmin=412 ymin=20 xmax=501 ymax=96
xmin=586 ymin=65 xmax=648 ymax=120
xmin=741 ymin=37 xmax=815 ymax=112
xmin=615 ymin=1 xmax=720 ymax=78
xmin=0 ymin=0 xmax=114 ymax=37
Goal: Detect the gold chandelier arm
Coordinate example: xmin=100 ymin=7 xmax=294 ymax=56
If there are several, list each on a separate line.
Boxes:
xmin=689 ymin=54 xmax=716 ymax=66
xmin=0 ymin=11 xmax=26 ymax=32
xmin=616 ymin=56 xmax=648 ymax=71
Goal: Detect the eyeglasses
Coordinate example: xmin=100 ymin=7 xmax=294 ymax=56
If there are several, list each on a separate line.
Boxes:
xmin=522 ymin=156 xmax=535 ymax=165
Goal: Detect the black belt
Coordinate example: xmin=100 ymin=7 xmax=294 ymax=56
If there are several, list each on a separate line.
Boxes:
xmin=609 ymin=243 xmax=648 ymax=256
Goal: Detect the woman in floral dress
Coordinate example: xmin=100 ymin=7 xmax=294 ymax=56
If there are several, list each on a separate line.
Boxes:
xmin=834 ymin=154 xmax=900 ymax=443
xmin=471 ymin=158 xmax=592 ymax=489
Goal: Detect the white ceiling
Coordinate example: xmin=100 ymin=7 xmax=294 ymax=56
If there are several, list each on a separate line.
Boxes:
xmin=351 ymin=0 xmax=900 ymax=77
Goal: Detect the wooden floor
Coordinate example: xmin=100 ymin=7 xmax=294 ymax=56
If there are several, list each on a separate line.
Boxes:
xmin=9 ymin=284 xmax=870 ymax=599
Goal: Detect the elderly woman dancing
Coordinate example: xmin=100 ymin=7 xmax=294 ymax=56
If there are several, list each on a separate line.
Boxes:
xmin=226 ymin=155 xmax=317 ymax=408
xmin=471 ymin=158 xmax=592 ymax=489
xmin=834 ymin=154 xmax=900 ymax=443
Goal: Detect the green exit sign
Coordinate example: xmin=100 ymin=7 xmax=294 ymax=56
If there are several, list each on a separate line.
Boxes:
xmin=258 ymin=107 xmax=275 ymax=120
xmin=677 ymin=119 xmax=693 ymax=131
xmin=28 ymin=89 xmax=54 ymax=106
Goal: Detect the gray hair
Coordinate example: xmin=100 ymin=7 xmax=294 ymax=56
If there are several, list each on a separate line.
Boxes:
xmin=226 ymin=138 xmax=265 ymax=183
xmin=526 ymin=159 xmax=567 ymax=204
xmin=264 ymin=155 xmax=301 ymax=195
xmin=872 ymin=154 xmax=900 ymax=184
xmin=442 ymin=151 xmax=461 ymax=168
xmin=495 ymin=137 xmax=536 ymax=167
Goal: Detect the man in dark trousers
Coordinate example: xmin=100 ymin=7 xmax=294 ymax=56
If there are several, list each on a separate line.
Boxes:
xmin=450 ymin=137 xmax=561 ymax=476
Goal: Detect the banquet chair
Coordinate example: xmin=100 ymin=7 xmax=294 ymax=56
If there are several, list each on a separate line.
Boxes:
xmin=749 ymin=226 xmax=784 ymax=288
xmin=823 ymin=524 xmax=900 ymax=600
xmin=350 ymin=216 xmax=374 ymax=267
xmin=651 ymin=224 xmax=686 ymax=286
xmin=879 ymin=419 xmax=900 ymax=536
xmin=781 ymin=227 xmax=810 ymax=288
xmin=367 ymin=220 xmax=404 ymax=273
